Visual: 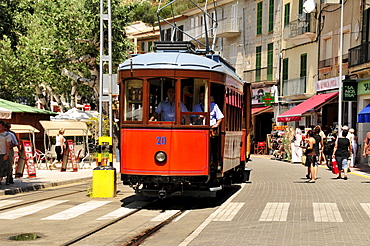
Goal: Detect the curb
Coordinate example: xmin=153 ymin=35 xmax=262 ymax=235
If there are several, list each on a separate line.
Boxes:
xmin=0 ymin=177 xmax=93 ymax=196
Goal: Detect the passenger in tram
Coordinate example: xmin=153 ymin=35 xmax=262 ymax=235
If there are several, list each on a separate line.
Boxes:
xmin=149 ymin=87 xmax=190 ymax=124
xmin=193 ymin=90 xmax=224 ymax=132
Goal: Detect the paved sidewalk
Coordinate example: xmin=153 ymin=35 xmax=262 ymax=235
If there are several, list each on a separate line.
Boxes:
xmin=0 ymin=162 xmax=120 ymax=196
xmin=188 ymin=155 xmax=370 ymax=245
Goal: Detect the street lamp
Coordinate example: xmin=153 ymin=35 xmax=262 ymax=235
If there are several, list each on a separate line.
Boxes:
xmin=304 ymin=0 xmax=343 ymax=131
xmin=338 ymin=1 xmax=344 ymax=131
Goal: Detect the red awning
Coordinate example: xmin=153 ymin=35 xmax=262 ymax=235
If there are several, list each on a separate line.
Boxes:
xmin=252 ymin=106 xmax=271 ymax=115
xmin=277 ymin=92 xmax=338 ymax=122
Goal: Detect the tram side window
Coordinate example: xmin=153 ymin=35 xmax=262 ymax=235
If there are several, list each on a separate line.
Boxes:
xmin=225 ymin=89 xmax=242 ymax=131
xmin=123 ymin=79 xmax=143 ymax=122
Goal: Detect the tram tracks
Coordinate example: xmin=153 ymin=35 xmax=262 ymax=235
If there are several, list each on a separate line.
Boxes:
xmin=59 ymin=199 xmax=193 ymax=246
xmin=60 ymin=205 xmax=143 ymax=246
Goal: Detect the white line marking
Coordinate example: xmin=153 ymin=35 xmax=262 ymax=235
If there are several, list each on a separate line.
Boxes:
xmin=213 ymin=202 xmax=244 ymax=221
xmin=0 ymin=200 xmax=22 ymax=208
xmin=179 ymin=183 xmax=246 ymax=246
xmin=96 ymin=207 xmax=136 ymax=220
xmin=41 ymin=201 xmax=111 ymax=220
xmin=313 ymin=203 xmax=343 ymax=222
xmin=173 ymin=210 xmax=190 ymax=222
xmin=259 ymin=202 xmax=290 ymax=221
xmin=150 ymin=210 xmax=180 ymax=222
xmin=0 ymin=200 xmax=68 ymax=220
xmin=96 ymin=200 xmax=150 ymax=220
xmin=361 ymin=203 xmax=370 ymax=218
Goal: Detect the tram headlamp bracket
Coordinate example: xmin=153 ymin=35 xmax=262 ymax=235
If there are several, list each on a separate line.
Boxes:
xmin=155 ymin=151 xmax=167 ymax=163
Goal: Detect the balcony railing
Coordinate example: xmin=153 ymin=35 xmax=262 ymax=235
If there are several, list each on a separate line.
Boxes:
xmin=217 ymin=17 xmax=241 ymax=38
xmin=319 ymin=58 xmax=332 ymax=69
xmin=349 ymin=42 xmax=370 ymax=67
xmin=283 ymin=13 xmax=316 ymax=45
xmin=283 ymin=77 xmax=306 ymax=96
xmin=244 ymin=67 xmax=278 ymax=84
xmin=335 ymin=53 xmax=349 ymax=65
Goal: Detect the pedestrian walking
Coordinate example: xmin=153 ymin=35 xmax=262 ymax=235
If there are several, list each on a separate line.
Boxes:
xmin=0 ymin=121 xmax=11 ymax=188
xmin=303 ymin=130 xmax=316 ymax=183
xmin=50 ymin=128 xmax=65 ymax=170
xmin=348 ymin=128 xmax=357 ymax=168
xmin=333 ymin=126 xmax=351 ymax=180
xmin=4 ymin=123 xmax=18 ymax=185
xmin=363 ymin=130 xmax=370 ymax=166
xmin=313 ymin=126 xmax=323 ymax=179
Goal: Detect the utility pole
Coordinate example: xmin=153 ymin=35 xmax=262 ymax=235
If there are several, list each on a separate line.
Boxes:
xmin=99 ymin=0 xmax=113 ymax=137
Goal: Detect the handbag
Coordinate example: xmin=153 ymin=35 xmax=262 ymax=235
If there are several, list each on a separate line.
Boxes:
xmin=331 ymin=158 xmax=339 ymax=174
xmin=301 ymin=155 xmax=306 ymax=165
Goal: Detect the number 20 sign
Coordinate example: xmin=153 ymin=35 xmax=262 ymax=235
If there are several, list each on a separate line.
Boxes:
xmin=156 ymin=136 xmax=166 ymax=145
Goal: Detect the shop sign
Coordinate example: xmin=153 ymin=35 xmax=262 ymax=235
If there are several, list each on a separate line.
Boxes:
xmin=252 ymin=87 xmax=271 ymax=105
xmin=357 ymin=80 xmax=370 ymax=95
xmin=261 ymin=92 xmax=274 ymax=106
xmin=315 ymin=77 xmax=339 ymax=92
xmin=343 ymin=82 xmax=357 ymax=101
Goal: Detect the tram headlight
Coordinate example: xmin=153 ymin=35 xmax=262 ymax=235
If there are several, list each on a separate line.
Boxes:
xmin=155 ymin=151 xmax=167 ymax=163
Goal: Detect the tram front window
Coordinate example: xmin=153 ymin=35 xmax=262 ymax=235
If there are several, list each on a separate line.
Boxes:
xmin=123 ymin=79 xmax=143 ymax=121
xmin=148 ymin=78 xmax=208 ymax=125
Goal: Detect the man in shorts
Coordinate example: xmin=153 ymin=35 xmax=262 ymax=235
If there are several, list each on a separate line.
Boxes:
xmin=0 ymin=121 xmax=11 ymax=188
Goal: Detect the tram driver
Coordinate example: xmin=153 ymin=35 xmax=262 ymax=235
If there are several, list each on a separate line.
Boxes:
xmin=149 ymin=87 xmax=190 ymax=124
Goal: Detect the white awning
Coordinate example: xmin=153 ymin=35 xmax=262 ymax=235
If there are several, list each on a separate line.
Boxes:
xmin=39 ymin=120 xmax=91 ymax=136
xmin=0 ymin=107 xmax=11 ymax=119
xmin=11 ymin=124 xmax=40 ymax=134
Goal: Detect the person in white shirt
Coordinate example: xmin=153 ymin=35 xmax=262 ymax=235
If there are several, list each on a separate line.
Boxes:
xmin=50 ymin=128 xmax=65 ymax=170
xmin=348 ymin=128 xmax=357 ymax=168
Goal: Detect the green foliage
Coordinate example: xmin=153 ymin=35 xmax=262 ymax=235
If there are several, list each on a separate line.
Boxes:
xmin=0 ymin=0 xmax=136 ymax=105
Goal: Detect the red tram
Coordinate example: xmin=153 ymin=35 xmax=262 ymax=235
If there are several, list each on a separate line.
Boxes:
xmin=117 ymin=42 xmax=252 ymax=198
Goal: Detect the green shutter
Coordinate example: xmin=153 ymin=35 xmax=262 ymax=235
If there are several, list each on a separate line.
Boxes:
xmin=268 ymin=0 xmax=274 ymax=32
xmin=257 ymin=2 xmax=263 ymax=35
xmin=256 ymin=46 xmax=262 ymax=82
xmin=299 ymin=0 xmax=303 ymax=15
xmin=284 ymin=3 xmax=290 ymax=27
xmin=300 ymin=53 xmax=307 ymax=77
xmin=283 ymin=58 xmax=288 ymax=81
xmin=267 ymin=43 xmax=273 ymax=81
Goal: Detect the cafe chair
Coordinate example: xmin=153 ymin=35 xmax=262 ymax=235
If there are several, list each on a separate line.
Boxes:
xmin=254 ymin=141 xmax=267 ymax=155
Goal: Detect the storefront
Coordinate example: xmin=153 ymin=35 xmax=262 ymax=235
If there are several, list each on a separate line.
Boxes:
xmin=251 ymin=87 xmax=274 ymax=142
xmin=356 ymin=79 xmax=370 ymax=163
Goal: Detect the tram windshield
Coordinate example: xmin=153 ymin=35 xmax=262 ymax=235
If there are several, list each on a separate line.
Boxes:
xmin=122 ymin=77 xmax=218 ymax=126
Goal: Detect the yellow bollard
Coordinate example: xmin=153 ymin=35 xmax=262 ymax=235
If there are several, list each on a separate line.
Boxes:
xmin=92 ymin=166 xmax=116 ymax=198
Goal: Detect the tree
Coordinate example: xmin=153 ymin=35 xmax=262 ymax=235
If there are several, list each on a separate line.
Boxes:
xmin=0 ymin=0 xmax=140 ymax=110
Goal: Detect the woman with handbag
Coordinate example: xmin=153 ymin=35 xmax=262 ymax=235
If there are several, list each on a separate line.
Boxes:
xmin=332 ymin=127 xmax=352 ymax=180
xmin=304 ymin=130 xmax=316 ymax=183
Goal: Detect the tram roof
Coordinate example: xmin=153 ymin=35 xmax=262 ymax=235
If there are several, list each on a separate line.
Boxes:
xmin=118 ymin=52 xmax=243 ymax=84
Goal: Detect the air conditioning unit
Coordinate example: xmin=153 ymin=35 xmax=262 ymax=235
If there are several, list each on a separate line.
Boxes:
xmin=323 ymin=0 xmax=340 ymax=4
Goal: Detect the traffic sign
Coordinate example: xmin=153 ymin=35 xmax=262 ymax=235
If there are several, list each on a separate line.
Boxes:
xmin=84 ymin=104 xmax=90 ymax=111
